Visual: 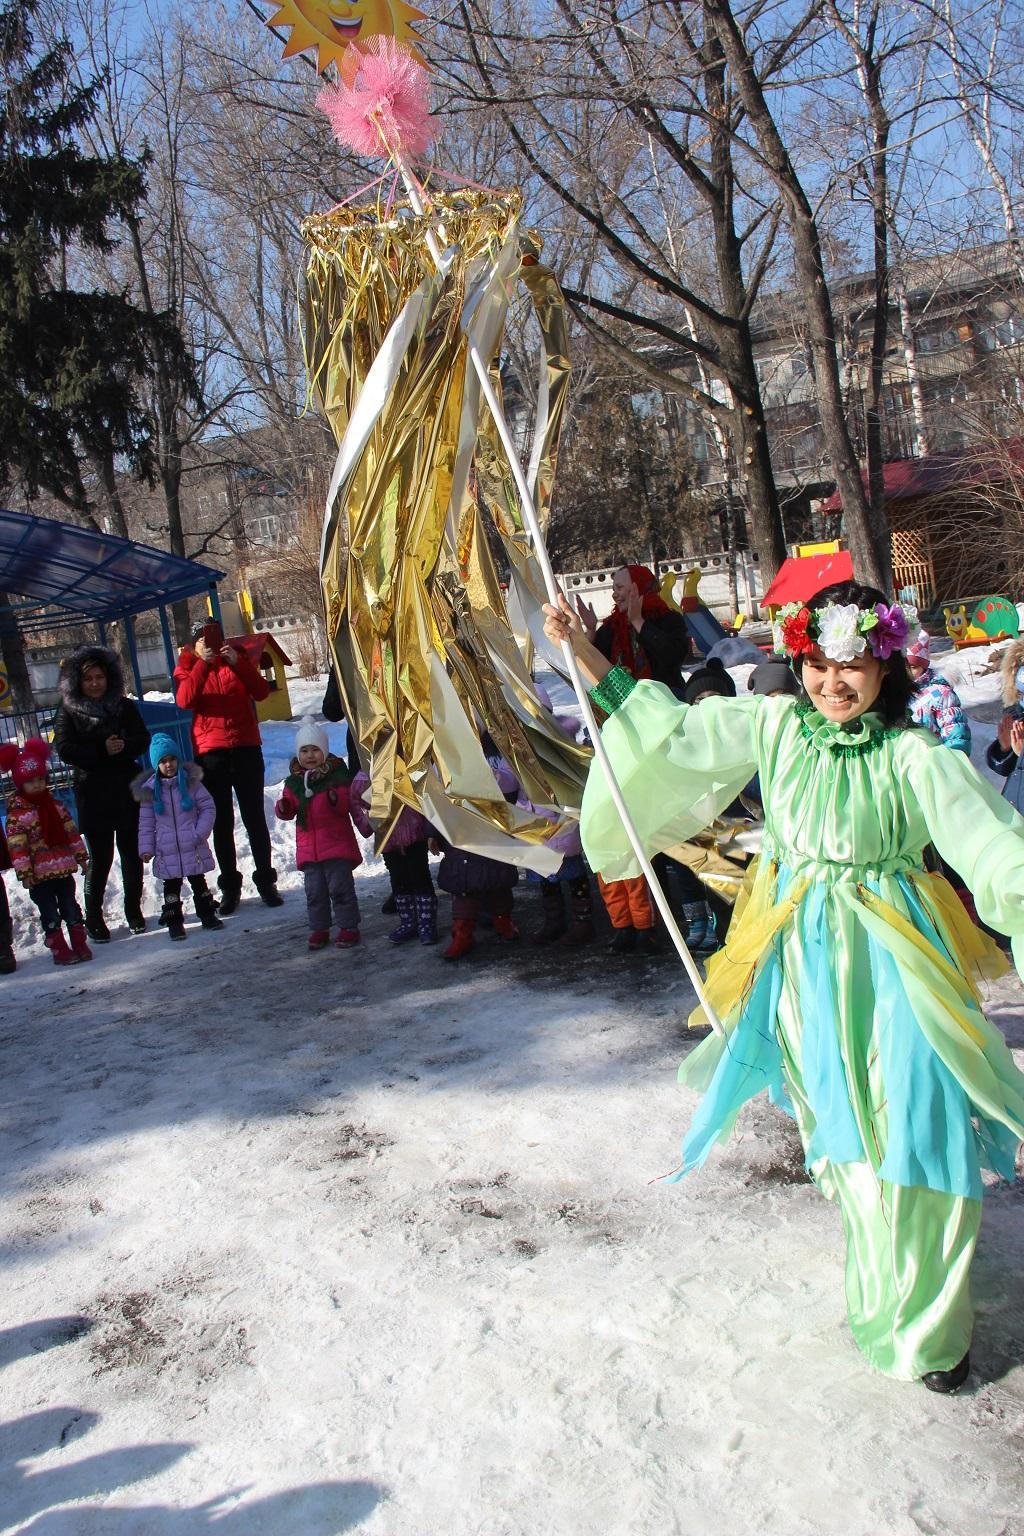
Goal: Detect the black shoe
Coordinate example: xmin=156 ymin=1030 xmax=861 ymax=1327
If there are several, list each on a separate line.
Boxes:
xmin=125 ymin=910 xmax=147 ymax=935
xmin=0 ymin=920 xmax=15 ymax=975
xmin=195 ymin=891 xmax=224 ymax=931
xmin=381 ymin=894 xmax=397 ymax=916
xmin=160 ymin=901 xmax=187 ymax=941
xmin=922 ymin=1353 xmax=970 ymax=1394
xmin=609 ymin=927 xmax=636 ymax=954
xmin=217 ymin=874 xmax=243 ymax=916
xmin=85 ymin=912 xmax=111 ymax=943
xmin=254 ymin=872 xmax=284 ymax=908
xmin=636 ymin=928 xmax=660 ymax=954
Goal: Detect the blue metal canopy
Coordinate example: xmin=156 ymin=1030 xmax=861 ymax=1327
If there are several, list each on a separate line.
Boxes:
xmin=0 ymin=507 xmax=223 ymax=633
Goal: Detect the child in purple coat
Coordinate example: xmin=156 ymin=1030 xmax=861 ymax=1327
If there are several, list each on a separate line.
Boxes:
xmin=350 ymin=773 xmax=436 ymax=945
xmin=275 ymin=719 xmax=362 ymax=950
xmin=134 ymin=733 xmax=222 ymax=941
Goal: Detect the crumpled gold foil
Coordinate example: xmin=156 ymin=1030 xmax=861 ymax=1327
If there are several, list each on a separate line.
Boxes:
xmin=302 ymin=188 xmax=586 ymax=870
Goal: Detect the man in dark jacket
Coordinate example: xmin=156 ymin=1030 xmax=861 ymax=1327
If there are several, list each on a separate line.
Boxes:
xmin=53 ymin=644 xmax=151 ymax=940
xmin=173 ymin=622 xmax=282 ymax=913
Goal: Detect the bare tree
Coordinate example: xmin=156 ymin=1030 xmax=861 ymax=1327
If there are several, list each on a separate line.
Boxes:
xmin=441 ymin=0 xmax=789 ymax=581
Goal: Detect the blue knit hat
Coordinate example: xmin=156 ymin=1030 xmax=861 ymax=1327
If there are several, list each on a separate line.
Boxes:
xmin=150 ymin=732 xmax=179 ymax=771
xmin=149 ymin=733 xmax=193 ymax=813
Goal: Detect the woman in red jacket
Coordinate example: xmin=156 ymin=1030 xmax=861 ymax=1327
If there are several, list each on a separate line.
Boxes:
xmin=173 ymin=621 xmax=283 ymax=914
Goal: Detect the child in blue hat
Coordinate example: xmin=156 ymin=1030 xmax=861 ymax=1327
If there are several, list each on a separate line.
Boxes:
xmin=133 ymin=733 xmax=222 ymax=940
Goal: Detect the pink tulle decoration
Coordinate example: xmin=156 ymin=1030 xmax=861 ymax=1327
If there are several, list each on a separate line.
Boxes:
xmin=317 ymin=38 xmax=436 ymax=161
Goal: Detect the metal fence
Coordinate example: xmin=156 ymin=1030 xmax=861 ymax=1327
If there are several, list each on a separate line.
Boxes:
xmin=1 ymin=701 xmax=195 ymax=820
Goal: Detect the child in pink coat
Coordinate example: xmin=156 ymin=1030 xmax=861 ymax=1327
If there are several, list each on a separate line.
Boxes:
xmin=1 ymin=737 xmax=90 ymax=964
xmin=275 ymin=719 xmax=362 ymax=950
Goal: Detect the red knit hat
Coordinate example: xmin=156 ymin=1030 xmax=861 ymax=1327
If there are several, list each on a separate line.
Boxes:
xmin=0 ymin=736 xmax=52 ymax=789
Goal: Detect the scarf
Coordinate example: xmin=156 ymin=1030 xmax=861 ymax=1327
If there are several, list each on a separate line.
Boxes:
xmin=21 ymin=785 xmax=71 ymax=849
xmin=284 ymin=755 xmax=351 ymax=829
xmin=606 ymin=564 xmax=671 ymax=679
xmin=63 ymin=691 xmax=122 ymax=725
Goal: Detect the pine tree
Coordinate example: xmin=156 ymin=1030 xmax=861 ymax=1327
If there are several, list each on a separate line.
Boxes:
xmin=0 ymin=0 xmax=196 ymax=516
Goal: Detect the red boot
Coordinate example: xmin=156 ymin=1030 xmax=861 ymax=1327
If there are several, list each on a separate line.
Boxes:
xmin=492 ymin=913 xmax=520 ymax=942
xmin=68 ymin=924 xmax=93 ymax=962
xmin=443 ymin=918 xmax=476 ymax=960
xmin=44 ymin=929 xmax=79 ymax=966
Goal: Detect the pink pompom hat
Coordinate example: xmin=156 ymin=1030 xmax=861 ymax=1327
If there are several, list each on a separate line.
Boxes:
xmin=0 ymin=736 xmax=51 ymax=788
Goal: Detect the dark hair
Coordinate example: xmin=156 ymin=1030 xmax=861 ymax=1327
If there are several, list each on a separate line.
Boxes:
xmin=791 ymin=579 xmax=915 ymax=727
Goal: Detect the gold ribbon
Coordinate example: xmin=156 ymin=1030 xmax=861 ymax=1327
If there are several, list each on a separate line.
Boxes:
xmin=302 ymin=189 xmax=585 ymax=865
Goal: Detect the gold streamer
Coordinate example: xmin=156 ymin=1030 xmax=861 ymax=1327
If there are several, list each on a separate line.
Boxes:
xmin=302 ymin=189 xmax=585 ymax=866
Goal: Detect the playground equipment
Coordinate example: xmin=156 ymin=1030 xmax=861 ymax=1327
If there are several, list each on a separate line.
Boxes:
xmin=660 ymin=566 xmax=730 ymax=656
xmin=943 ymin=596 xmax=1020 ymax=648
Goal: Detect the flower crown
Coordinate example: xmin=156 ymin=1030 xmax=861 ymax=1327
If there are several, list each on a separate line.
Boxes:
xmin=773 ymin=600 xmax=918 ymax=664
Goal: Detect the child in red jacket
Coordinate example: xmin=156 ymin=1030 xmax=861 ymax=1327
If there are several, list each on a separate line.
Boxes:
xmin=0 ymin=738 xmax=90 ymax=964
xmin=274 ymin=719 xmax=362 ymax=951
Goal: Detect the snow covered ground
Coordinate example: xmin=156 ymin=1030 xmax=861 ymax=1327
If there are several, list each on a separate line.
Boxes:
xmin=2 ymin=649 xmax=1024 ymax=1534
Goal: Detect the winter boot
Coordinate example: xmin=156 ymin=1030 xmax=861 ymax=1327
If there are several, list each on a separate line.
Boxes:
xmin=608 ymin=926 xmax=636 ymax=954
xmin=84 ymin=902 xmax=110 ymax=943
xmin=443 ymin=918 xmax=476 ymax=960
xmin=388 ymin=894 xmax=418 ymax=945
xmin=636 ymin=927 xmax=660 ymax=955
xmin=44 ymin=928 xmax=79 ymax=966
xmin=415 ymin=893 xmax=438 ymax=945
xmin=381 ymin=893 xmax=397 ymax=916
xmin=492 ymin=912 xmax=520 ymax=942
xmin=125 ymin=907 xmax=147 ymax=935
xmin=217 ymin=872 xmax=243 ymax=916
xmin=532 ymin=882 xmax=567 ymax=944
xmin=161 ymin=900 xmax=187 ymax=941
xmin=0 ymin=917 xmax=15 ymax=975
xmin=308 ymin=929 xmax=330 ymax=951
xmin=254 ymin=869 xmax=284 ymax=908
xmin=68 ymin=924 xmax=93 ymax=962
xmin=335 ymin=927 xmax=360 ymax=948
xmin=195 ymin=889 xmax=224 ymax=931
xmin=559 ymin=884 xmax=594 ymax=948
xmin=683 ymin=901 xmax=717 ymax=955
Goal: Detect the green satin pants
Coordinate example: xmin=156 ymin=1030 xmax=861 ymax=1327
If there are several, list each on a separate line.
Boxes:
xmin=829 ymin=1159 xmax=978 ymax=1379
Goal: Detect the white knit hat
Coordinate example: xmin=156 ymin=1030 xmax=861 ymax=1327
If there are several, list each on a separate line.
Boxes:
xmin=294 ymin=717 xmax=328 ymax=757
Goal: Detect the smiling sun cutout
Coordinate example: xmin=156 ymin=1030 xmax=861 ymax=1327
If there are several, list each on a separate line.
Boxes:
xmin=268 ymin=0 xmax=425 ymax=72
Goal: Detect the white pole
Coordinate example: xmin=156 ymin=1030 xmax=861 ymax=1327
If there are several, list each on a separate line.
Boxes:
xmin=397 ymin=160 xmax=724 ymax=1033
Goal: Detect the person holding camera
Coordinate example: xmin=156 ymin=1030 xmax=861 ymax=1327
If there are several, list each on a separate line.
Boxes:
xmin=173 ymin=619 xmax=282 ymax=914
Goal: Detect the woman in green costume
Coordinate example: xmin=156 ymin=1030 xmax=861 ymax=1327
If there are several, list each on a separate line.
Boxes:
xmin=543 ymin=579 xmax=1024 ymax=1392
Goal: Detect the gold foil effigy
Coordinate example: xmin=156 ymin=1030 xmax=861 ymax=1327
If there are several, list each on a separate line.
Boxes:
xmin=303 ymin=188 xmax=585 ymax=869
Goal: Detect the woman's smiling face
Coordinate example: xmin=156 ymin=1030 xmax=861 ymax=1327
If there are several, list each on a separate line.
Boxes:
xmin=800 ymin=645 xmax=886 ymax=722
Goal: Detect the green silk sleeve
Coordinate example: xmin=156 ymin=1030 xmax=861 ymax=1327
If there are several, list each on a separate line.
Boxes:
xmin=904 ymin=731 xmax=1024 ymax=967
xmin=580 ymin=683 xmax=762 ymax=881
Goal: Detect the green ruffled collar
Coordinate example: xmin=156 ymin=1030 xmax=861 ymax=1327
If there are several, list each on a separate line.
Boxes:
xmin=794 ymin=700 xmax=905 ymax=757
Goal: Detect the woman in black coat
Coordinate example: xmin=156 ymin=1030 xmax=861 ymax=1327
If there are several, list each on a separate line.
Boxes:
xmin=53 ymin=645 xmax=151 ymax=940
xmin=577 ymin=564 xmax=692 ymax=695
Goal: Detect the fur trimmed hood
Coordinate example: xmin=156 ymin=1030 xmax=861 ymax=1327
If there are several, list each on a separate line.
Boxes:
xmin=131 ymin=761 xmax=204 ymax=804
xmin=1001 ymin=639 xmax=1024 ymax=705
xmin=59 ymin=645 xmax=126 ymax=716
